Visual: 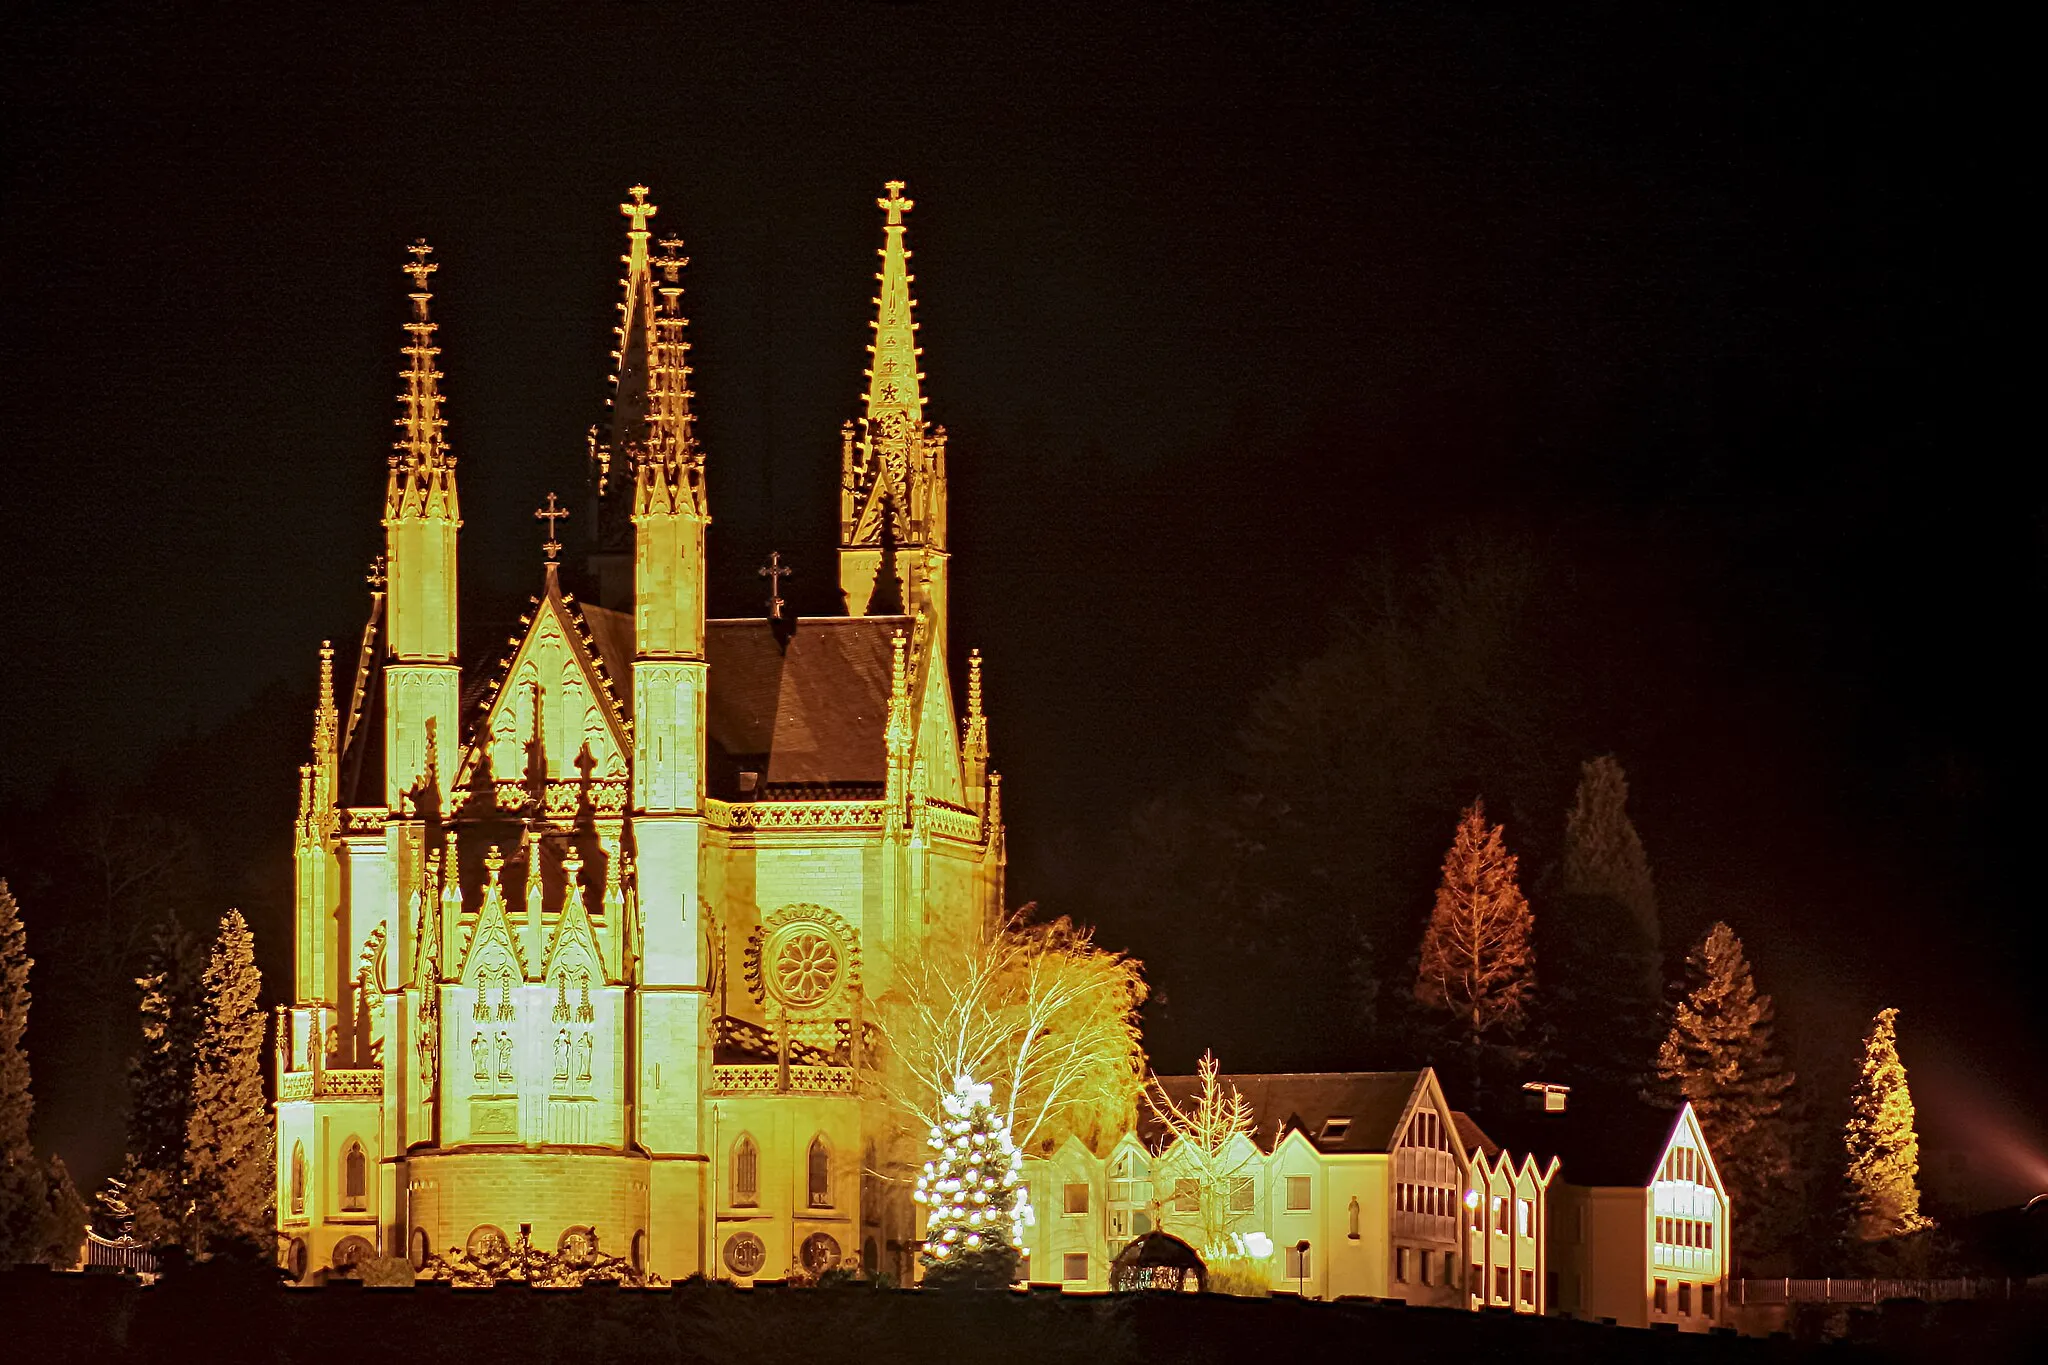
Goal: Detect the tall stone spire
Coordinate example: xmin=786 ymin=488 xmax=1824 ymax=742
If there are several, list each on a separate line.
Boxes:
xmin=388 ymin=242 xmax=456 ymax=523
xmin=382 ymin=240 xmax=461 ymax=810
xmin=639 ymin=235 xmax=706 ymax=520
xmin=841 ymin=181 xmax=949 ymax=622
xmin=589 ymin=185 xmax=660 ymax=607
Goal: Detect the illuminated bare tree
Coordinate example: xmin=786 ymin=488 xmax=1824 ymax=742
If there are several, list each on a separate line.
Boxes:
xmin=1415 ymin=800 xmax=1535 ymax=1082
xmin=876 ymin=909 xmax=1147 ymax=1158
xmin=1146 ymin=1051 xmax=1259 ymax=1256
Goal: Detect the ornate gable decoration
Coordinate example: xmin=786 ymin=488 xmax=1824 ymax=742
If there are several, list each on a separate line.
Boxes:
xmin=458 ymin=847 xmax=529 ymax=988
xmin=460 ymin=586 xmax=631 ymax=790
xmin=542 ymin=846 xmax=607 ymax=989
xmin=744 ymin=904 xmax=862 ymax=1021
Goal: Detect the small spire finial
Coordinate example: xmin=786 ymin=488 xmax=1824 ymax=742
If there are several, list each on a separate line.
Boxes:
xmin=759 ymin=551 xmax=793 ymax=620
xmin=621 ymin=185 xmax=657 ymax=235
xmin=366 ymin=555 xmax=388 ymax=591
xmin=318 ymin=639 xmax=336 ymax=709
xmin=967 ymin=648 xmax=983 ymax=719
xmin=402 ymin=239 xmax=438 ymax=292
xmin=879 ymin=180 xmax=913 ymax=225
xmin=536 ymin=492 xmax=570 ymax=561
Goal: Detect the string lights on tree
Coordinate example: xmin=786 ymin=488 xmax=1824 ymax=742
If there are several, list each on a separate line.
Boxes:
xmin=913 ymin=1073 xmax=1032 ymax=1287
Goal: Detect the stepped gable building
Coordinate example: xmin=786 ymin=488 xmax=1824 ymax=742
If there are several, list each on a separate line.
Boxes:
xmin=1469 ymin=1098 xmax=1729 ymax=1330
xmin=276 ymin=182 xmax=1005 ymax=1285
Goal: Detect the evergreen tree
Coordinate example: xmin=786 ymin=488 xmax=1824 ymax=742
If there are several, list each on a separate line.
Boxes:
xmin=37 ymin=1154 xmax=88 ymax=1268
xmin=1650 ymin=922 xmax=1797 ymax=1259
xmin=1538 ymin=756 xmax=1663 ymax=1109
xmin=1415 ymin=801 xmax=1535 ymax=1093
xmin=914 ymin=1073 xmax=1030 ymax=1287
xmin=1844 ymin=1007 xmax=1932 ymax=1241
xmin=0 ymin=879 xmax=46 ymax=1263
xmin=121 ymin=918 xmax=203 ymax=1248
xmin=1560 ymin=755 xmax=1660 ymax=954
xmin=183 ymin=909 xmax=272 ymax=1257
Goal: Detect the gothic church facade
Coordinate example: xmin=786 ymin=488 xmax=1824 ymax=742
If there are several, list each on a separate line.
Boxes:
xmin=275 ymin=183 xmax=1002 ymax=1284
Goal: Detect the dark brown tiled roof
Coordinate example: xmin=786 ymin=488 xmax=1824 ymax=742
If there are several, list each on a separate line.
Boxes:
xmin=1144 ymin=1071 xmax=1428 ymax=1155
xmin=704 ymin=615 xmax=906 ymax=799
xmin=1471 ymin=1102 xmax=1684 ymax=1189
xmin=1453 ymin=1111 xmax=1502 ymax=1160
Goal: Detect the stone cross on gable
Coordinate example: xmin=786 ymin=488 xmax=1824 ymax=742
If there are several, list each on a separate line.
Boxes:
xmin=535 ymin=492 xmax=570 ymax=562
xmin=759 ymin=551 xmax=793 ymax=620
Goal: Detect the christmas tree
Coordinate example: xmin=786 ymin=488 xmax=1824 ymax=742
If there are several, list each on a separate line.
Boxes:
xmin=914 ymin=1073 xmax=1032 ymax=1287
xmin=183 ymin=909 xmax=273 ymax=1257
xmin=1844 ymin=1007 xmax=1932 ymax=1241
xmin=1415 ymin=800 xmax=1535 ymax=1093
xmin=1650 ymin=921 xmax=1797 ymax=1258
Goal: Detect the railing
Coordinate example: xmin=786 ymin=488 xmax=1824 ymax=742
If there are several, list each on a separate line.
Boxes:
xmin=709 ymin=1063 xmax=858 ymax=1095
xmin=1737 ymin=1277 xmax=2017 ymax=1304
xmin=709 ymin=799 xmax=886 ymax=832
xmin=85 ymin=1231 xmax=158 ymax=1276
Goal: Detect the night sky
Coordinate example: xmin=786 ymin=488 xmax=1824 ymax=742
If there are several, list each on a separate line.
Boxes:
xmin=1 ymin=4 xmax=2038 ymax=1194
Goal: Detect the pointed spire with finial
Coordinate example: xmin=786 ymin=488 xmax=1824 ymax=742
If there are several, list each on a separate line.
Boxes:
xmin=591 ymin=187 xmax=662 ymax=555
xmin=389 ymin=240 xmax=456 ymax=522
xmin=637 ymin=233 xmax=706 ymax=519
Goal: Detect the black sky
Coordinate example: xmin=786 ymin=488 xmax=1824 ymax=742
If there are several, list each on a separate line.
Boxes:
xmin=1 ymin=3 xmax=2039 ymax=1186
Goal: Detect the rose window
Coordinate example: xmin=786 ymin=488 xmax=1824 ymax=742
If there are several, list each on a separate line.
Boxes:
xmin=773 ymin=930 xmax=840 ymax=1007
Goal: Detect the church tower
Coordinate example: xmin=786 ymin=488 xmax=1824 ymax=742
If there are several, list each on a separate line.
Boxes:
xmin=627 ymin=209 xmax=714 ymax=1272
xmin=840 ymin=182 xmax=948 ymax=624
xmin=383 ymin=241 xmax=461 ymax=812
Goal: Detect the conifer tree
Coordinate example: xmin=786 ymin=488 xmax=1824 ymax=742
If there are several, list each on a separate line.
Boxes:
xmin=1650 ymin=922 xmax=1797 ymax=1257
xmin=1844 ymin=1007 xmax=1931 ymax=1241
xmin=1560 ymin=755 xmax=1660 ymax=954
xmin=121 ymin=918 xmax=203 ymax=1248
xmin=0 ymin=879 xmax=46 ymax=1263
xmin=914 ymin=1073 xmax=1030 ymax=1287
xmin=183 ymin=909 xmax=272 ymax=1256
xmin=1538 ymin=756 xmax=1663 ymax=1107
xmin=1415 ymin=801 xmax=1535 ymax=1088
xmin=37 ymin=1154 xmax=88 ymax=1268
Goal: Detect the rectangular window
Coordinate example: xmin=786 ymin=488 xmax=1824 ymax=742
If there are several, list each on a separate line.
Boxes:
xmin=1063 ymin=1253 xmax=1089 ymax=1283
xmin=1517 ymin=1198 xmax=1532 ymax=1237
xmin=1704 ymin=1220 xmax=1713 ymax=1251
xmin=1679 ymin=1280 xmax=1692 ymax=1315
xmin=1702 ymin=1283 xmax=1716 ymax=1318
xmin=1286 ymin=1176 xmax=1311 ymax=1211
xmin=1110 ymin=1180 xmax=1130 ymax=1204
xmin=1495 ymin=1266 xmax=1509 ymax=1302
xmin=1520 ymin=1268 xmax=1534 ymax=1305
xmin=1656 ymin=1216 xmax=1667 ymax=1245
xmin=1420 ymin=1250 xmax=1432 ymax=1286
xmin=1228 ymin=1176 xmax=1254 ymax=1213
xmin=1470 ymin=1264 xmax=1483 ymax=1298
xmin=1469 ymin=1196 xmax=1483 ymax=1232
xmin=1173 ymin=1178 xmax=1199 ymax=1212
xmin=1546 ymin=1269 xmax=1559 ymax=1308
xmin=1492 ymin=1196 xmax=1507 ymax=1234
xmin=1395 ymin=1247 xmax=1408 ymax=1282
xmin=1654 ymin=1278 xmax=1668 ymax=1313
xmin=1064 ymin=1183 xmax=1090 ymax=1216
xmin=1285 ymin=1243 xmax=1312 ymax=1280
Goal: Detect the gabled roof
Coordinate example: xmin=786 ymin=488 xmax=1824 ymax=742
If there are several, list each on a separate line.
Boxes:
xmin=1452 ymin=1111 xmax=1501 ymax=1160
xmin=1143 ymin=1071 xmax=1430 ymax=1156
xmin=1472 ymin=1101 xmax=1688 ymax=1189
xmin=703 ymin=615 xmax=906 ymax=799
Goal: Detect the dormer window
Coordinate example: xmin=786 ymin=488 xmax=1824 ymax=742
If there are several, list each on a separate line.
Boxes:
xmin=1319 ymin=1117 xmax=1352 ymax=1143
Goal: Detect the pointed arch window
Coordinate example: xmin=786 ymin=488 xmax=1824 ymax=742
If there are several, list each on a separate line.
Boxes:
xmin=808 ymin=1136 xmax=832 ymax=1208
xmin=341 ymin=1139 xmax=367 ymax=1212
xmin=732 ymin=1135 xmax=759 ymax=1207
xmin=289 ymin=1142 xmax=306 ymax=1217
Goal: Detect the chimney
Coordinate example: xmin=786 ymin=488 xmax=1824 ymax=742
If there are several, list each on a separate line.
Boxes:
xmin=1521 ymin=1082 xmax=1570 ymax=1114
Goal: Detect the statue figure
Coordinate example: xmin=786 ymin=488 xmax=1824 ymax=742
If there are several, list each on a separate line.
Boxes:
xmin=573 ymin=1030 xmax=593 ymax=1085
xmin=471 ymin=1032 xmax=489 ymax=1082
xmin=495 ymin=1030 xmax=515 ymax=1083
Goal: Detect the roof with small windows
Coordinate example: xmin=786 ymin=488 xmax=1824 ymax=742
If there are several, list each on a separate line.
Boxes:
xmin=1143 ymin=1072 xmax=1434 ymax=1156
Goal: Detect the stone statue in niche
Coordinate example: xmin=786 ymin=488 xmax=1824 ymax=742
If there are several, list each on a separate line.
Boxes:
xmin=471 ymin=1032 xmax=489 ymax=1082
xmin=553 ymin=1030 xmax=571 ymax=1081
xmin=573 ymin=1031 xmax=593 ymax=1085
xmin=495 ymin=1031 xmax=515 ymax=1084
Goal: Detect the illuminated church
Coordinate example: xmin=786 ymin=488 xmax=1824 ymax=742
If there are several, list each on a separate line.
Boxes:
xmin=275 ymin=183 xmax=1003 ymax=1284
